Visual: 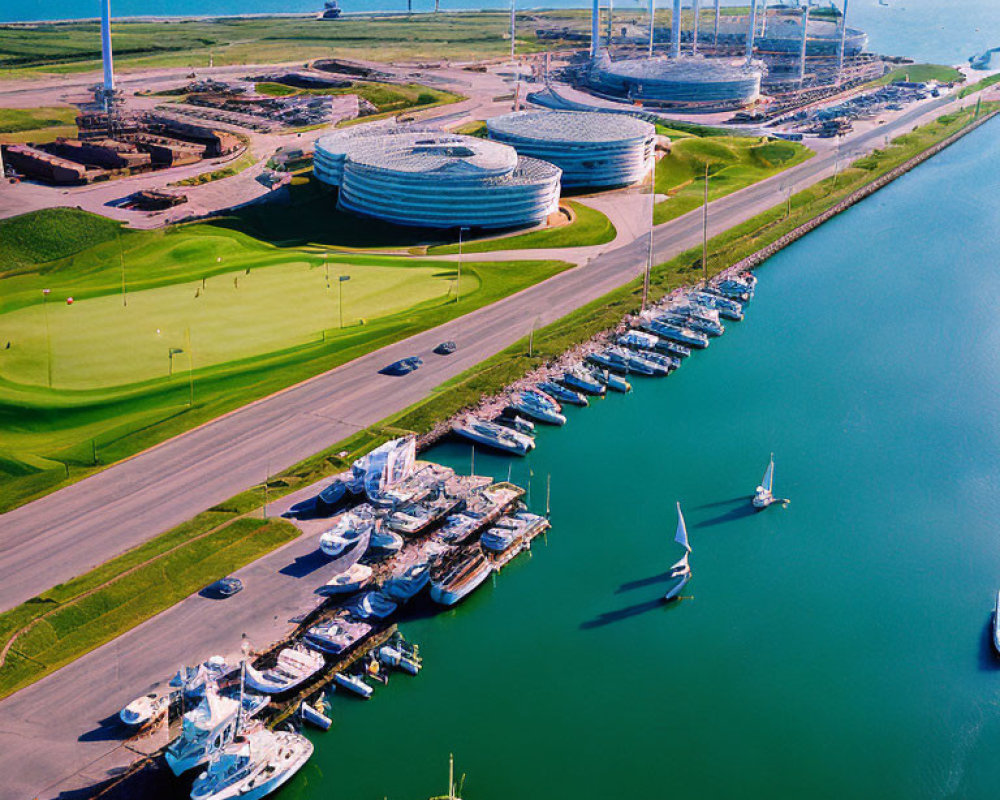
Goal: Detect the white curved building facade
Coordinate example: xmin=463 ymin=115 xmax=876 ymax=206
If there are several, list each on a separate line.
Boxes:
xmin=313 ymin=130 xmax=561 ymax=229
xmin=486 ymin=110 xmax=655 ymax=189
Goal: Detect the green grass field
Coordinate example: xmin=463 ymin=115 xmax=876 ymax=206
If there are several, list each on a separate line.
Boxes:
xmin=875 ymin=63 xmax=965 ymax=86
xmin=654 ymin=132 xmax=812 ymax=224
xmin=0 ymin=202 xmax=570 ymax=512
xmin=426 ymin=200 xmax=616 ymax=255
xmin=256 ymin=80 xmax=462 ymax=116
xmin=0 ymin=106 xmax=78 ymax=144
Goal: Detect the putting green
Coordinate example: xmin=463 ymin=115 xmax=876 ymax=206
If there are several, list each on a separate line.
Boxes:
xmin=0 ymin=259 xmax=473 ymax=390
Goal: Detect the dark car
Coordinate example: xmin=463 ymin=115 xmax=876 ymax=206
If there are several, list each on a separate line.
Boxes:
xmin=206 ymin=577 xmax=243 ymax=598
xmin=380 ymin=356 xmax=423 ymax=376
xmin=434 ymin=341 xmax=457 ymax=355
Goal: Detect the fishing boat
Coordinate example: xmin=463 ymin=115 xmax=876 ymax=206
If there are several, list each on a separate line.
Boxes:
xmin=382 ymin=561 xmax=432 ymax=602
xmin=430 ymin=546 xmax=494 ymax=606
xmin=561 ymin=364 xmax=606 ymax=396
xmin=664 ymin=503 xmax=692 ymax=602
xmin=993 ymin=592 xmax=1000 ymax=655
xmin=333 ymin=671 xmax=373 ymax=699
xmin=165 ymin=689 xmax=243 ymax=776
xmin=752 ymin=453 xmax=777 ymax=509
xmin=369 ymin=525 xmax=404 ymax=557
xmin=452 ymin=417 xmax=535 ymax=455
xmin=641 ymin=318 xmax=709 ymax=349
xmin=304 ymin=617 xmax=372 ymax=655
xmin=689 ymin=290 xmax=744 ymax=321
xmin=318 ymin=509 xmax=374 ymax=558
xmin=190 ymin=727 xmax=313 ymax=800
xmin=538 ymin=380 xmax=588 ymax=407
xmin=347 ymin=590 xmax=398 ymax=620
xmin=119 ymin=693 xmax=168 ymax=728
xmin=317 ymin=563 xmax=373 ymax=596
xmin=244 ymin=646 xmax=324 ymax=695
xmin=511 ymin=392 xmax=566 ymax=426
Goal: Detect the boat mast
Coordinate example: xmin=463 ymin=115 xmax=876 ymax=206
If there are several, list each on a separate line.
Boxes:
xmin=449 ymin=753 xmax=455 ymax=800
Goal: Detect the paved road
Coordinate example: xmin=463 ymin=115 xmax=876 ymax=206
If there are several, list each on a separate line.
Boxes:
xmin=0 ymin=89 xmax=964 ymax=614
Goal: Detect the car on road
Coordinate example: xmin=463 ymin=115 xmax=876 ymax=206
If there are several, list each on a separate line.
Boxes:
xmin=205 ymin=577 xmax=243 ymax=598
xmin=434 ymin=341 xmax=457 ymax=355
xmin=380 ymin=356 xmax=423 ymax=376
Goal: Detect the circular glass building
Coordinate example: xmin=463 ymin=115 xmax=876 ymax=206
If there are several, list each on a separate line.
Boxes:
xmin=486 ymin=110 xmax=655 ymax=189
xmin=313 ymin=130 xmax=561 ymax=229
xmin=588 ymin=53 xmax=763 ymax=110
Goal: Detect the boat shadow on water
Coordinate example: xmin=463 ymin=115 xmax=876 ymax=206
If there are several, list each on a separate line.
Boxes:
xmin=694 ymin=497 xmax=758 ymax=529
xmin=978 ymin=617 xmax=1000 ymax=672
xmin=579 ymin=597 xmax=676 ymax=630
xmin=615 ymin=570 xmax=681 ymax=593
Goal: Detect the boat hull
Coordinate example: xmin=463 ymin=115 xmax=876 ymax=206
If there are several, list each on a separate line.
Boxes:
xmin=663 ymin=571 xmax=691 ymax=602
xmin=430 ymin=560 xmax=494 ymax=606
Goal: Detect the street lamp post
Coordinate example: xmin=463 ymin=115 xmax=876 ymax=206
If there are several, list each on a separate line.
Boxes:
xmin=456 ymin=227 xmax=469 ymax=303
xmin=42 ymin=288 xmax=52 ymax=388
xmin=338 ymin=275 xmax=350 ymax=328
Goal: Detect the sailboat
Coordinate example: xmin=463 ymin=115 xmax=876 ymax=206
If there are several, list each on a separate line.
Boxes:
xmin=664 ymin=502 xmax=692 ymax=602
xmin=429 ymin=753 xmax=463 ymax=800
xmin=752 ymin=453 xmax=777 ymax=509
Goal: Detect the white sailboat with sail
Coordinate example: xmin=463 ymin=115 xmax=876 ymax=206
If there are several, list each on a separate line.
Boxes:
xmin=752 ymin=453 xmax=778 ymax=509
xmin=664 ymin=502 xmax=692 ymax=602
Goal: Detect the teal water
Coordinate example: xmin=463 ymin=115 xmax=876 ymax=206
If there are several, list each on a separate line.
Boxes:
xmin=273 ymin=116 xmax=1000 ymax=799
xmin=8 ymin=0 xmax=1000 ymax=66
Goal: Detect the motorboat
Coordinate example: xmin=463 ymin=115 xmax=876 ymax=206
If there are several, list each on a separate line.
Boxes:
xmin=495 ymin=413 xmax=536 ymax=436
xmin=752 ymin=453 xmax=778 ymax=509
xmin=318 ymin=509 xmax=374 ymax=558
xmin=219 ymin=686 xmax=270 ymax=720
xmin=387 ymin=504 xmax=436 ymax=535
xmin=430 ymin=546 xmax=494 ymax=606
xmin=712 ymin=280 xmax=752 ymax=302
xmin=436 ymin=512 xmax=486 ymax=544
xmin=659 ymin=308 xmax=724 ymax=337
xmin=368 ymin=524 xmax=404 ymax=556
xmin=244 ymin=646 xmax=324 ymax=695
xmin=480 ymin=527 xmax=516 ymax=553
xmin=624 ymin=327 xmax=690 ymax=358
xmin=347 ymin=590 xmax=398 ymax=620
xmin=640 ymin=318 xmax=709 ymax=349
xmin=299 ymin=699 xmax=332 ymax=731
xmin=452 ymin=417 xmax=535 ymax=455
xmin=119 ymin=693 xmax=168 ymax=728
xmin=537 ymin=381 xmax=588 ymax=407
xmin=511 ymin=392 xmax=566 ymax=426
xmin=629 ymin=349 xmax=675 ymax=375
xmin=561 ymin=365 xmax=606 ymax=396
xmin=190 ymin=727 xmax=313 ymax=800
xmin=317 ymin=479 xmax=347 ymax=508
xmin=333 ymin=671 xmax=373 ymax=699
xmin=587 ymin=349 xmax=632 ymax=375
xmin=378 ymin=644 xmax=422 ymax=675
xmin=993 ymin=591 xmax=1000 ymax=655
xmin=304 ymin=616 xmax=372 ymax=655
xmin=664 ymin=502 xmax=692 ymax=602
xmin=352 ymin=436 xmax=418 ymax=503
xmin=166 ymin=689 xmax=243 ymax=776
xmin=524 ymin=388 xmax=562 ymax=412
xmin=382 ymin=561 xmax=432 ymax=602
xmin=598 ymin=370 xmax=631 ymax=393
xmin=170 ymin=656 xmax=231 ymax=698
xmin=689 ymin=290 xmax=744 ymax=321
xmin=317 ymin=563 xmax=373 ymax=596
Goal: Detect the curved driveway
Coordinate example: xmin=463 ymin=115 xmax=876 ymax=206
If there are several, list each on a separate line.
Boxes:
xmin=0 ymin=91 xmax=963 ymax=612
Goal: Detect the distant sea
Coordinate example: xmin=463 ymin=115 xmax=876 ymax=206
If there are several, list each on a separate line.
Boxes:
xmin=4 ymin=0 xmax=1000 ymax=66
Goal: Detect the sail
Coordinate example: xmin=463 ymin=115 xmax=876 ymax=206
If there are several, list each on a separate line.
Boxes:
xmin=674 ymin=502 xmax=691 ymax=552
xmin=762 ymin=454 xmax=774 ymax=493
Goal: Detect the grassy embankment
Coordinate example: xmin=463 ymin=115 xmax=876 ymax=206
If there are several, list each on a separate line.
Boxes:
xmin=2 ymin=102 xmax=991 ymax=701
xmin=0 ymin=106 xmax=78 ymax=144
xmin=0 ymin=194 xmax=571 ymax=512
xmin=653 ymin=129 xmax=813 ymax=225
xmin=959 ymin=73 xmax=1000 ymax=98
xmin=426 ymin=201 xmax=617 ymax=256
xmin=0 ymin=12 xmax=554 ymax=80
xmin=875 ymin=63 xmax=966 ymax=86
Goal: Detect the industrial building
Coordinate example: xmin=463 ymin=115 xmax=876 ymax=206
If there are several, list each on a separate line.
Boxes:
xmin=314 ymin=131 xmax=562 ymax=229
xmin=486 ymin=110 xmax=655 ymax=189
xmin=1 ymin=145 xmax=89 ymax=184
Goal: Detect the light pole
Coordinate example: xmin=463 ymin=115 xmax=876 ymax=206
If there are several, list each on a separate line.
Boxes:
xmin=338 ymin=275 xmax=350 ymax=328
xmin=41 ymin=288 xmax=52 ymax=388
xmin=456 ymin=226 xmax=469 ymax=303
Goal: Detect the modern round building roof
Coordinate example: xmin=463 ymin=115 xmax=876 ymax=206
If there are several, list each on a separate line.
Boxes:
xmin=600 ymin=54 xmax=761 ymax=85
xmin=486 ymin=110 xmax=654 ymax=145
xmin=343 ymin=132 xmax=518 ymax=177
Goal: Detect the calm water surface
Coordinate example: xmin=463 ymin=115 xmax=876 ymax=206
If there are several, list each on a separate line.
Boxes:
xmin=270 ymin=115 xmax=1000 ymax=799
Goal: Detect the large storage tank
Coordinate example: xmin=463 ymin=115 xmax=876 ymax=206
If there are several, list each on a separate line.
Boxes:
xmin=486 ymin=110 xmax=655 ymax=189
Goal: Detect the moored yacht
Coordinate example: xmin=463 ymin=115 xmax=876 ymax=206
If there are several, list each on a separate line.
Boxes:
xmin=452 ymin=417 xmax=535 ymax=455
xmin=689 ymin=290 xmax=744 ymax=321
xmin=561 ymin=364 xmax=606 ymax=396
xmin=640 ymin=317 xmax=709 ymax=349
xmin=368 ymin=524 xmax=404 ymax=557
xmin=382 ymin=561 xmax=432 ymax=602
xmin=244 ymin=646 xmax=324 ymax=696
xmin=166 ymin=689 xmax=243 ymax=776
xmin=538 ymin=380 xmax=588 ymax=407
xmin=304 ymin=616 xmax=372 ymax=655
xmin=317 ymin=563 xmax=373 ymax=596
xmin=511 ymin=391 xmax=566 ymax=426
xmin=119 ymin=693 xmax=168 ymax=728
xmin=190 ymin=726 xmax=313 ymax=800
xmin=430 ymin=546 xmax=494 ymax=606
xmin=347 ymin=590 xmax=398 ymax=620
xmin=662 ymin=304 xmax=725 ymax=336
xmin=318 ymin=508 xmax=374 ymax=558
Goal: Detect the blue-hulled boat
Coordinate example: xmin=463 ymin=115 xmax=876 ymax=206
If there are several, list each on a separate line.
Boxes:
xmin=538 ymin=381 xmax=588 ymax=407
